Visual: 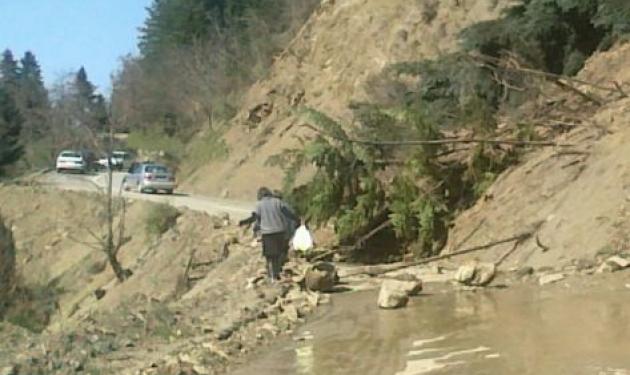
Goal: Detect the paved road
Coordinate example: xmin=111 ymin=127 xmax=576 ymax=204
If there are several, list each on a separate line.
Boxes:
xmin=40 ymin=171 xmax=254 ymax=220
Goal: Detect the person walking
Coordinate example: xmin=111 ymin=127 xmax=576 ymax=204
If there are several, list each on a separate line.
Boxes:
xmin=239 ymin=187 xmax=300 ymax=282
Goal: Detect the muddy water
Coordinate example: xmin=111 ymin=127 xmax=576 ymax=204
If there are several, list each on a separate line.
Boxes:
xmin=231 ymin=282 xmax=630 ymax=375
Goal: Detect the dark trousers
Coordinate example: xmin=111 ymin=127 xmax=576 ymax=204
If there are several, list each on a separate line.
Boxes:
xmin=266 ymin=254 xmax=282 ymax=281
xmin=262 ymin=232 xmax=288 ymax=280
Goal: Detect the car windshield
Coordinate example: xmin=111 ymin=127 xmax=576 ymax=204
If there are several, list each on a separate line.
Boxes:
xmin=61 ymin=151 xmax=82 ymax=158
xmin=144 ymin=165 xmax=168 ymax=174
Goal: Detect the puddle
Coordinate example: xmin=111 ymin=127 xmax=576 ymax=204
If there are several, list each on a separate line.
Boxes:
xmin=231 ymin=284 xmax=630 ymax=375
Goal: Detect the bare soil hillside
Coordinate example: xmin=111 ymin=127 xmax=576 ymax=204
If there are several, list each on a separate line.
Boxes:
xmin=184 ymin=0 xmax=509 ymax=199
xmin=443 ymin=43 xmax=630 ymax=270
xmin=0 ymin=186 xmax=326 ymax=374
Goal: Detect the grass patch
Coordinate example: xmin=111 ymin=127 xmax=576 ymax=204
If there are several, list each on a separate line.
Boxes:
xmin=4 ymin=281 xmax=63 ymax=333
xmin=145 ymin=203 xmax=180 ymax=237
xmin=127 ymin=129 xmax=186 ymax=166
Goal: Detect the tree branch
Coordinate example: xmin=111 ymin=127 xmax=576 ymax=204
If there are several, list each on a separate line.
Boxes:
xmin=340 ymin=231 xmax=534 ymax=278
xmin=468 ymin=53 xmax=621 ymax=93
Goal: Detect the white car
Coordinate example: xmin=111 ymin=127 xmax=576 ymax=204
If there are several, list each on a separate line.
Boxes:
xmin=56 ymin=150 xmax=89 ymax=173
xmin=96 ymin=151 xmax=132 ymax=171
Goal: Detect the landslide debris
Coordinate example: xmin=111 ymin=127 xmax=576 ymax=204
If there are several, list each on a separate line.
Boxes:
xmin=443 ymin=43 xmax=630 ymax=271
xmin=0 ymin=185 xmax=333 ymax=374
xmin=184 ymin=0 xmax=508 ymax=199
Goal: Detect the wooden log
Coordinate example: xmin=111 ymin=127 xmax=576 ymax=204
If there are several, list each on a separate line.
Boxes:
xmin=340 ymin=231 xmax=533 ymax=278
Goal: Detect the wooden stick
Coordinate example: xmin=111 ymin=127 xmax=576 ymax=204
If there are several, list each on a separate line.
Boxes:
xmin=184 ymin=248 xmax=197 ymax=289
xmin=552 ymin=79 xmax=603 ymax=106
xmin=535 ymin=234 xmax=550 ymax=252
xmin=494 ymin=238 xmax=522 ymax=266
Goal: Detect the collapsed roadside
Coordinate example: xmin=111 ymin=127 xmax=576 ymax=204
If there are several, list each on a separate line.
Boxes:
xmin=0 ymin=185 xmax=336 ymax=375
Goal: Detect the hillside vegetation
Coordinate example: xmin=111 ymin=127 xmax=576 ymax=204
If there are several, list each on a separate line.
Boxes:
xmin=183 ymin=0 xmax=630 ymax=258
xmin=110 ymin=0 xmax=320 ymax=170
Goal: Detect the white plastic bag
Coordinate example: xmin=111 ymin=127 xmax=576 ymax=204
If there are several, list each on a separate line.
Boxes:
xmin=292 ymin=225 xmax=314 ymax=252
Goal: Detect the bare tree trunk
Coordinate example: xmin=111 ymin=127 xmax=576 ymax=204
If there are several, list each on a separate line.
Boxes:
xmin=105 ymin=125 xmax=126 ymax=282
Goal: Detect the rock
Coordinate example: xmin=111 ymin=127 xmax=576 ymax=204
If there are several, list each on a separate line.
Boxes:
xmin=377 ymin=281 xmax=409 ymax=309
xmin=376 ymin=279 xmax=421 ymax=309
xmin=595 ymin=256 xmax=629 ymax=274
xmin=385 ymin=276 xmax=423 ymax=296
xmin=94 ymin=288 xmax=106 ymax=300
xmin=455 ymin=263 xmax=476 ymax=283
xmin=282 ymin=304 xmax=300 ymax=323
xmin=260 ymin=323 xmax=279 ymax=336
xmin=304 ymin=262 xmax=337 ymax=292
xmin=216 ymin=325 xmax=234 ymax=341
xmin=67 ymin=359 xmax=84 ymax=372
xmin=193 ymin=365 xmax=211 ymax=375
xmin=472 ymin=263 xmax=496 ymax=286
xmin=455 ymin=262 xmax=496 ymax=286
xmin=605 ymin=256 xmax=630 ymax=270
xmin=538 ymin=273 xmax=565 ymax=285
xmin=596 ymin=262 xmax=617 ymax=273
xmin=0 ymin=365 xmax=18 ymax=375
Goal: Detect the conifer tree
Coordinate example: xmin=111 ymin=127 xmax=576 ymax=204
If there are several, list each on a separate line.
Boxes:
xmin=73 ymin=67 xmax=107 ymax=132
xmin=0 ymin=50 xmax=19 ymax=89
xmin=0 ymin=86 xmax=23 ymax=174
xmin=17 ymin=51 xmax=50 ymax=140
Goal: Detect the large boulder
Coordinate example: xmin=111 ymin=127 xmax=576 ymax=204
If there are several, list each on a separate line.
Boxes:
xmin=377 ymin=278 xmax=423 ymax=309
xmin=304 ymin=262 xmax=338 ymax=292
xmin=455 ymin=261 xmax=496 ymax=287
xmin=0 ymin=215 xmax=16 ymax=317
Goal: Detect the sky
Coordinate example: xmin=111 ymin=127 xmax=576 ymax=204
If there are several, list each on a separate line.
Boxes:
xmin=0 ymin=0 xmax=152 ymax=95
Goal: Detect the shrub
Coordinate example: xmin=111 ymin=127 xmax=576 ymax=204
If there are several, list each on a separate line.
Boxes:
xmin=460 ymin=0 xmax=630 ymax=76
xmin=145 ymin=203 xmax=180 ymax=237
xmin=127 ymin=129 xmax=186 ymax=166
xmin=4 ymin=280 xmax=62 ymax=333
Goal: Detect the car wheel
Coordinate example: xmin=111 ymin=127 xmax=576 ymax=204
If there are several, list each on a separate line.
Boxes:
xmin=56 ymin=168 xmax=63 ymax=173
xmin=165 ymin=189 xmax=174 ymax=195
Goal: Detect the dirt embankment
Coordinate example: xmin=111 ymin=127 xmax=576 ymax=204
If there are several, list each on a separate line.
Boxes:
xmin=0 ymin=185 xmax=328 ymax=374
xmin=0 ymin=215 xmax=16 ymax=318
xmin=183 ymin=0 xmax=508 ymax=199
xmin=443 ymin=43 xmax=630 ymax=270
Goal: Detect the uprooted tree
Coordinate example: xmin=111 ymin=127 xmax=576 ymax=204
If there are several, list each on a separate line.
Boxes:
xmin=268 ymin=0 xmax=630 ymax=260
xmin=268 ymin=105 xmax=524 ymax=259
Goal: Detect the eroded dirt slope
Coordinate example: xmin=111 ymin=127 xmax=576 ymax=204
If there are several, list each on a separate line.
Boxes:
xmin=184 ymin=0 xmax=509 ymax=199
xmin=443 ymin=43 xmax=630 ymax=270
xmin=0 ymin=186 xmax=323 ymax=374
